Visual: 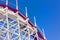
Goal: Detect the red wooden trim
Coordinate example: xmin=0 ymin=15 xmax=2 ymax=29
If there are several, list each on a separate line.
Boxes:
xmin=0 ymin=4 xmax=26 ymax=20
xmin=37 ymin=31 xmax=44 ymax=40
xmin=18 ymin=13 xmax=26 ymax=20
xmin=28 ymin=20 xmax=34 ymax=27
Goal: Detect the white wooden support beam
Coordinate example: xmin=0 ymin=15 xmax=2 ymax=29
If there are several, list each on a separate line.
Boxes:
xmin=26 ymin=26 xmax=30 ymax=40
xmin=34 ymin=16 xmax=39 ymax=40
xmin=6 ymin=0 xmax=10 ymax=40
xmin=16 ymin=0 xmax=21 ymax=40
xmin=42 ymin=28 xmax=47 ymax=40
xmin=25 ymin=7 xmax=29 ymax=23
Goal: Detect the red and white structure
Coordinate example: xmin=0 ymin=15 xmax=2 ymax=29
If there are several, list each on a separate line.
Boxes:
xmin=0 ymin=0 xmax=47 ymax=40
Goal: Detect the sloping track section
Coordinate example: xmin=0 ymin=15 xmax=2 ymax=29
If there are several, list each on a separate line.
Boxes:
xmin=0 ymin=4 xmax=45 ymax=40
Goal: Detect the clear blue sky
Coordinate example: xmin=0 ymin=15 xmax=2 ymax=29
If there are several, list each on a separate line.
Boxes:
xmin=0 ymin=0 xmax=60 ymax=40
